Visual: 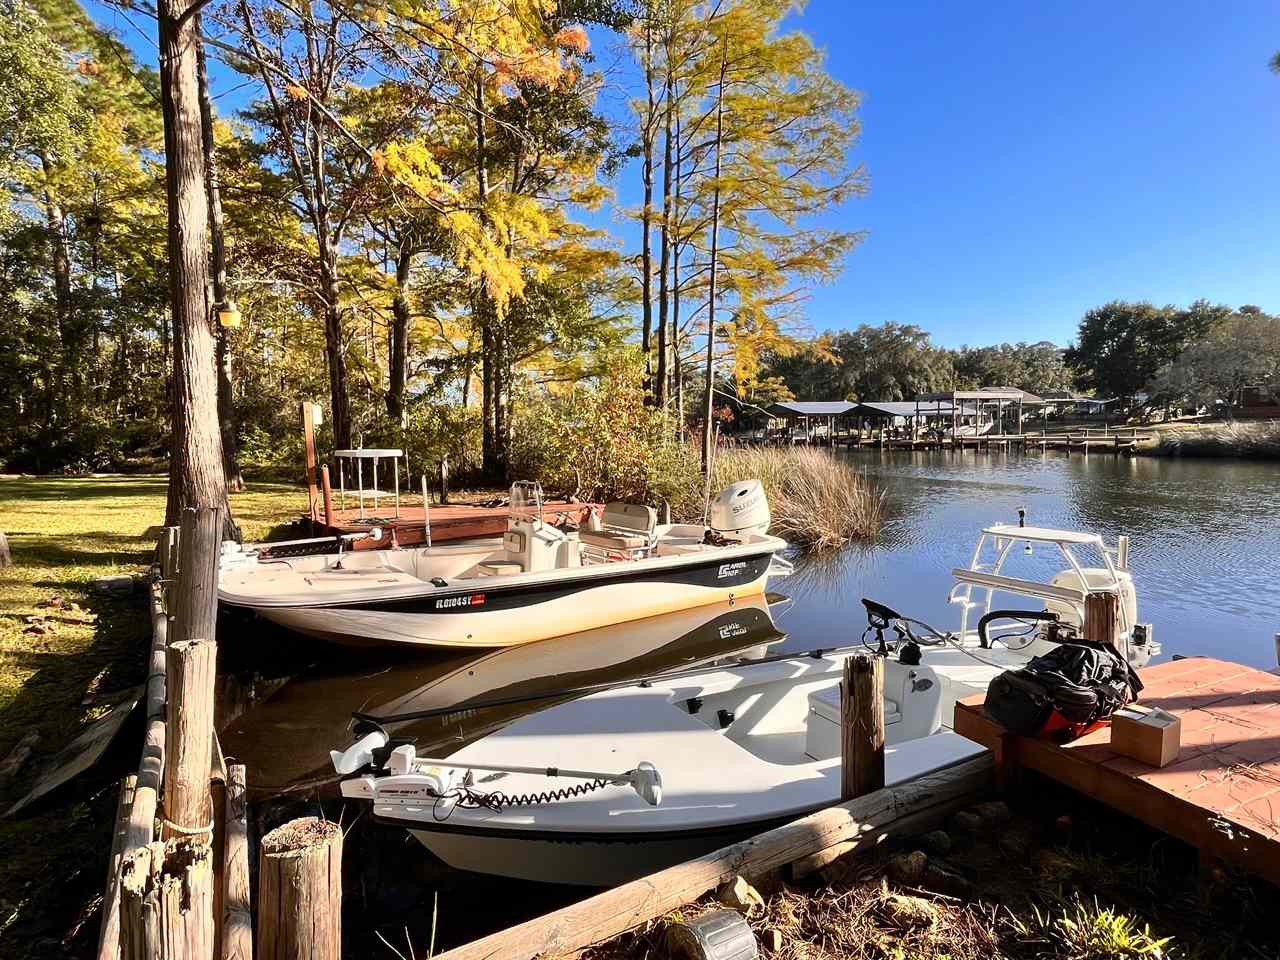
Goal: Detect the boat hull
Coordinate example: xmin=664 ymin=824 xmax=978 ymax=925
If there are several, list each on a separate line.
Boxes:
xmin=409 ymin=825 xmax=756 ymax=886
xmin=245 ymin=551 xmax=773 ymax=648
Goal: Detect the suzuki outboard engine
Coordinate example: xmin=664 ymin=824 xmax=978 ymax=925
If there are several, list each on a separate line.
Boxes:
xmin=708 ymin=480 xmax=771 ymax=537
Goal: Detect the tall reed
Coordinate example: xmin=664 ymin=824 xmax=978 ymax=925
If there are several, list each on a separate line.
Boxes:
xmin=1150 ymin=420 xmax=1280 ymax=458
xmin=674 ymin=444 xmax=886 ymax=550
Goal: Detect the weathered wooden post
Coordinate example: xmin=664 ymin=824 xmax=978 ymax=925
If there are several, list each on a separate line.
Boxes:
xmin=173 ymin=507 xmax=222 ymax=646
xmin=222 ymin=765 xmax=252 ymax=960
xmin=163 ymin=639 xmax=217 ymax=841
xmin=320 ymin=465 xmax=335 ymax=528
xmin=302 ymin=400 xmax=321 ymax=522
xmin=95 ymin=774 xmax=137 ymax=960
xmin=257 ymin=818 xmax=342 ymax=960
xmin=1084 ymin=590 xmax=1120 ymax=647
xmin=120 ymin=840 xmax=215 ymax=960
xmin=841 ymin=655 xmax=885 ymax=801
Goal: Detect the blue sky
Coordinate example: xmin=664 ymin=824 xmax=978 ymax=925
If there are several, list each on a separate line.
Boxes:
xmin=87 ymin=0 xmax=1279 ymax=349
xmin=786 ymin=0 xmax=1280 ymax=347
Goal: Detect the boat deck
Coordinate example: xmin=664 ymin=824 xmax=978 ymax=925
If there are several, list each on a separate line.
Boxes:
xmin=955 ymin=657 xmax=1280 ymax=886
xmin=308 ymin=500 xmax=601 ymax=548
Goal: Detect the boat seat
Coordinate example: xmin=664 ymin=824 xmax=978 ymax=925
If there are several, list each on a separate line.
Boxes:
xmin=581 ymin=502 xmax=658 ymax=561
xmin=580 ymin=531 xmax=651 ymax=551
xmin=655 ymin=539 xmax=709 ymax=557
xmin=805 ymin=684 xmax=901 ymax=761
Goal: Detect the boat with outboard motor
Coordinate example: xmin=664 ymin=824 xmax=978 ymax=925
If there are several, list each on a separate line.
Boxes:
xmin=219 ymin=480 xmax=791 ymax=648
xmin=330 ymin=517 xmax=1158 ymax=884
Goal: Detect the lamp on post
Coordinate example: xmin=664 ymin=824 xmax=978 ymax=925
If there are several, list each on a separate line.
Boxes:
xmin=216 ymin=298 xmax=242 ymax=328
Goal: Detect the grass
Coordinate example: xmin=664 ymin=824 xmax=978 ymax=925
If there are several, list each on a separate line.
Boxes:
xmin=676 ymin=444 xmax=887 ymax=550
xmin=0 ymin=474 xmax=304 ymax=957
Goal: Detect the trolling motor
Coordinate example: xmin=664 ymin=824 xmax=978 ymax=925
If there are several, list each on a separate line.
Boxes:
xmin=860 ymin=598 xmax=922 ymax=662
xmin=330 ymin=727 xmax=662 ymax=814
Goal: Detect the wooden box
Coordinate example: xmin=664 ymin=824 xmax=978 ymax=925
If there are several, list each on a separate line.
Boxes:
xmin=1111 ymin=704 xmax=1181 ymax=768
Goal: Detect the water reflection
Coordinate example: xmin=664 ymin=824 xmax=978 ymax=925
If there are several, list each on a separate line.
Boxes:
xmin=777 ymin=448 xmax=1280 ymax=669
xmin=220 ymin=594 xmax=788 ymax=794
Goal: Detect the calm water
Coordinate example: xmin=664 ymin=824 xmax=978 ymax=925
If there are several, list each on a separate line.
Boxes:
xmin=778 ymin=448 xmax=1280 ymax=668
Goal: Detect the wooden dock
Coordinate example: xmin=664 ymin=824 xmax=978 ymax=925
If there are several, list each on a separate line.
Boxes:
xmin=737 ymin=428 xmax=1151 ymax=453
xmin=955 ymin=657 xmax=1280 ymax=886
xmin=306 ymin=499 xmax=601 ymax=548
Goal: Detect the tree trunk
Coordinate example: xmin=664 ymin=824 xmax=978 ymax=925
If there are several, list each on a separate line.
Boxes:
xmin=40 ymin=153 xmax=75 ymax=423
xmin=655 ymin=67 xmax=674 ymax=410
xmin=160 ymin=0 xmax=231 ymax=525
xmin=197 ymin=28 xmax=244 ymax=493
xmin=472 ymin=72 xmax=507 ymax=482
xmin=317 ymin=235 xmax=351 ymax=450
xmin=671 ymin=108 xmax=684 ymax=433
xmin=386 ymin=239 xmax=411 ymax=427
xmin=639 ymin=14 xmax=656 ymax=402
xmin=494 ymin=324 xmax=510 ymax=480
xmin=701 ymin=54 xmax=727 ymax=475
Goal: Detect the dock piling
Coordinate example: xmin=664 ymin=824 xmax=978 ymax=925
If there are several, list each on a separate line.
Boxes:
xmin=173 ymin=507 xmax=222 ymax=647
xmin=221 ymin=765 xmax=252 ymax=960
xmin=257 ymin=818 xmax=342 ymax=960
xmin=841 ymin=655 xmax=886 ymax=800
xmin=163 ymin=639 xmax=217 ymax=841
xmin=1084 ymin=591 xmax=1121 ymax=647
xmin=120 ymin=840 xmax=215 ymax=960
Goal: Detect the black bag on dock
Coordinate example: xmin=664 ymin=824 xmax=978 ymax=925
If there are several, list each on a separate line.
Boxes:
xmin=984 ymin=640 xmax=1143 ymax=742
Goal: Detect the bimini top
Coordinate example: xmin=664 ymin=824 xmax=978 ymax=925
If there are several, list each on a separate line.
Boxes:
xmin=983 ymin=523 xmax=1103 ymax=546
xmin=766 ymin=401 xmax=858 ymax=417
xmin=856 ymin=400 xmax=976 ymax=418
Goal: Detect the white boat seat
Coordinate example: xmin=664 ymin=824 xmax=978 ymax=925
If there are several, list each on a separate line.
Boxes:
xmin=581 ymin=502 xmax=658 ymax=560
xmin=477 ymin=560 xmax=523 ymax=577
xmin=580 ymin=530 xmax=651 ymax=551
xmin=808 ymin=685 xmax=901 ymax=726
xmin=655 ymin=539 xmax=709 ymax=557
xmin=805 ymin=685 xmax=901 ymax=761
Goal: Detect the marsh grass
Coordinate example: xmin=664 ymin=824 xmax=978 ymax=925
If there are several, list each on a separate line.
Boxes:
xmin=0 ymin=474 xmax=304 ymax=957
xmin=673 ymin=445 xmax=886 ymax=550
xmin=1145 ymin=420 xmax=1280 ymax=459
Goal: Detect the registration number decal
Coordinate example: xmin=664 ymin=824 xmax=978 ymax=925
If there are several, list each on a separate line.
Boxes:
xmin=435 ymin=593 xmax=486 ymax=610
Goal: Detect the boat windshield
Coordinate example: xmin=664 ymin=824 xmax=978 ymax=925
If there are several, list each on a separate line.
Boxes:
xmin=509 ymin=481 xmax=545 ymax=526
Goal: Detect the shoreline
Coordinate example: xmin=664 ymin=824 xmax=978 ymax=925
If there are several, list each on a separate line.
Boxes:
xmin=1131 ymin=419 xmax=1280 ymax=460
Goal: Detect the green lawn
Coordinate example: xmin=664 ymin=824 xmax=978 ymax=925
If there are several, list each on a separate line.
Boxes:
xmin=0 ymin=475 xmax=303 ymax=956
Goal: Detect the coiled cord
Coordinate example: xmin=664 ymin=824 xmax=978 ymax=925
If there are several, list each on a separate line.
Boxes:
xmin=429 ymin=775 xmax=620 ymax=821
xmin=462 ymin=777 xmax=614 ymax=811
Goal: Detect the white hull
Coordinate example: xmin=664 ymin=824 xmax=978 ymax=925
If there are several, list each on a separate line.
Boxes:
xmin=221 ymin=523 xmax=787 ymax=649
xmin=348 ymin=650 xmax=995 ymax=885
xmin=253 ymin=568 xmax=770 ymax=648
xmin=412 ymin=829 xmax=731 ymax=887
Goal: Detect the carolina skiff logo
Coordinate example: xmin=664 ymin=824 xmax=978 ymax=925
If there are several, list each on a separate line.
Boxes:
xmin=718 ymin=620 xmax=748 ymax=639
xmin=436 ymin=593 xmax=486 ymax=610
xmin=717 ymin=561 xmax=747 ymax=580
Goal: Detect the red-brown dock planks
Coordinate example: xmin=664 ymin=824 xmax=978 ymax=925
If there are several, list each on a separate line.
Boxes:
xmin=955 ymin=657 xmax=1280 ymax=886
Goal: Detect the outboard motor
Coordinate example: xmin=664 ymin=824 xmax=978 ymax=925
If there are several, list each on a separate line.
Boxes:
xmin=708 ymin=480 xmax=771 ymax=538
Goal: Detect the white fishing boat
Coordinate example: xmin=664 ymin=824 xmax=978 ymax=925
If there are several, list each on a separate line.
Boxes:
xmin=331 ymin=518 xmax=1158 ymax=884
xmin=219 ymin=481 xmax=791 ymax=648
